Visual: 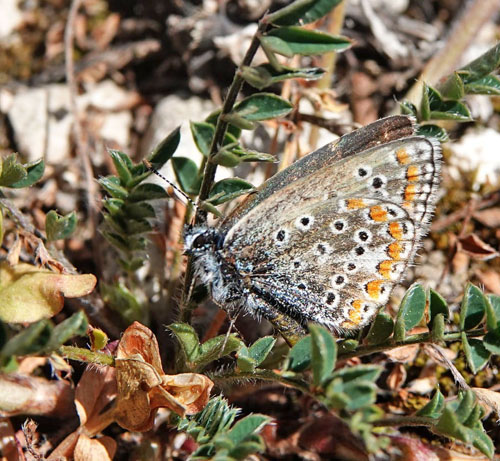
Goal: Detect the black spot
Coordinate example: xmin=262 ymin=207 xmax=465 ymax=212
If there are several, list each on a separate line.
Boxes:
xmin=388 ymin=208 xmax=397 ymax=217
xmin=294 ymin=261 xmax=300 ymax=268
xmin=334 ymin=221 xmax=344 ymax=231
xmin=326 ymin=292 xmax=336 ymax=305
xmin=358 ymin=168 xmax=367 ymax=177
xmin=402 ymin=222 xmax=408 ymax=234
xmin=276 ymin=229 xmax=286 ymax=241
xmin=300 ymin=217 xmax=310 ymax=226
xmin=359 ymin=231 xmax=369 ymax=241
xmin=372 ymin=177 xmax=384 ymax=189
xmin=355 ymin=246 xmax=365 ymax=256
xmin=335 ymin=275 xmax=345 ymax=285
xmin=363 ymin=305 xmax=370 ymax=313
xmin=347 ymin=263 xmax=356 ymax=271
xmin=381 ymin=286 xmax=386 ymax=293
xmin=298 ymin=283 xmax=307 ymax=290
xmin=317 ymin=244 xmax=326 ymax=255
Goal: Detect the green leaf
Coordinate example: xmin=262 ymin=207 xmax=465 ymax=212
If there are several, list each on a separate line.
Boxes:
xmin=416 ymin=124 xmax=449 ymax=142
xmin=221 ymin=113 xmax=257 ymax=130
xmin=208 ymin=178 xmax=254 ymax=206
xmin=101 ymin=282 xmax=143 ymax=323
xmin=128 ymin=183 xmax=168 ymax=202
xmin=462 ymin=333 xmax=490 ymax=373
xmin=332 ymin=365 xmax=381 ymax=383
xmin=10 ymin=159 xmax=45 ymax=188
xmin=416 ymin=389 xmax=445 ymax=419
xmin=102 ymin=198 xmax=125 ymax=216
xmin=1 ymin=320 xmax=52 ymax=359
xmin=286 ymin=335 xmax=311 ymax=372
xmin=247 ymin=336 xmax=276 ymax=365
xmin=205 ymin=111 xmax=242 ymax=139
xmin=109 ymin=150 xmax=133 ymax=186
xmin=99 ymin=176 xmax=129 ymax=200
xmin=45 ymin=210 xmax=77 ymax=241
xmin=45 ymin=311 xmax=88 ymax=351
xmin=400 ymin=100 xmax=417 ymax=116
xmin=126 ymin=218 xmax=152 ymax=234
xmin=123 ymin=202 xmax=156 ymax=219
xmin=260 ymin=27 xmax=351 ymax=57
xmin=430 ymin=101 xmax=472 ymax=121
xmin=267 ymin=0 xmax=342 ymax=26
xmin=225 ymin=414 xmax=271 ymax=445
xmin=395 ymin=284 xmax=426 ymax=332
xmin=168 ymin=323 xmax=201 ymax=364
xmin=460 ymin=283 xmax=486 ymax=330
xmin=343 ymin=381 xmax=377 ymax=410
xmin=231 ymin=146 xmax=277 ymax=163
xmin=487 ymin=294 xmax=500 ymax=319
xmin=172 ymin=157 xmax=201 ymax=195
xmin=464 ymin=75 xmax=500 ymax=95
xmin=365 ymin=312 xmax=394 ymax=345
xmin=191 ymin=121 xmax=216 ymax=157
xmin=0 ymin=154 xmax=27 ymax=187
xmin=196 ymin=334 xmax=242 ymax=367
xmin=428 ymin=289 xmax=449 ymax=323
xmin=232 ymin=93 xmax=293 ymax=121
xmin=483 ymin=327 xmax=500 ymax=355
xmin=211 ymin=148 xmax=243 ymax=167
xmin=309 ymin=324 xmax=337 ymax=386
xmin=148 ymin=126 xmax=181 ymax=165
xmin=439 ymin=72 xmax=465 ymax=100
xmin=240 ymin=64 xmax=325 ymax=90
xmin=430 ymin=313 xmax=446 ymax=342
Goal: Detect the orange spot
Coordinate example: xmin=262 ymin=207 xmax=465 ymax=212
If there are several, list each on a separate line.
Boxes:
xmin=407 ymin=165 xmax=419 ymax=181
xmin=388 ymin=242 xmax=403 ymax=260
xmin=347 ymin=198 xmax=366 ymax=209
xmin=341 ymin=320 xmax=356 ymax=329
xmin=389 ymin=222 xmax=403 ymax=240
xmin=396 ymin=148 xmax=410 ymax=165
xmin=370 ymin=205 xmax=387 ymax=222
xmin=378 ymin=260 xmax=394 ymax=279
xmin=404 ymin=184 xmax=417 ymax=201
xmin=366 ymin=280 xmax=383 ymax=300
xmin=348 ymin=299 xmax=363 ymax=323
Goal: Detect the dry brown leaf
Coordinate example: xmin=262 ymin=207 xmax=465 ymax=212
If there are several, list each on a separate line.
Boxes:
xmin=386 ymin=363 xmax=407 ymax=391
xmin=472 ymin=387 xmax=500 ymax=418
xmin=475 ymin=269 xmax=500 ymax=295
xmin=0 ymin=373 xmax=75 ymax=418
xmin=112 ymin=322 xmax=213 ymax=432
xmin=384 ymin=344 xmax=420 ymax=363
xmin=473 ymin=208 xmax=500 ymax=228
xmin=457 ymin=234 xmax=499 ymax=261
xmin=74 ymin=434 xmax=116 ymax=461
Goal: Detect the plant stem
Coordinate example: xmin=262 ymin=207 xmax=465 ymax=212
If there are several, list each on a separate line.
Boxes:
xmin=338 ymin=328 xmax=485 ymax=360
xmin=60 ymin=345 xmax=115 ymax=366
xmin=181 ymin=20 xmax=271 ymax=318
xmin=373 ymin=415 xmax=435 ymax=428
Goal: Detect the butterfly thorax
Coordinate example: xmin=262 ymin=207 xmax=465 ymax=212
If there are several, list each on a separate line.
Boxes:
xmin=184 ymin=226 xmax=247 ymax=310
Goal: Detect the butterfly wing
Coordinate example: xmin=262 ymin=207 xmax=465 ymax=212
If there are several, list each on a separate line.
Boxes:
xmin=222 ymin=136 xmax=441 ymax=331
xmin=221 ymin=115 xmax=415 ymax=231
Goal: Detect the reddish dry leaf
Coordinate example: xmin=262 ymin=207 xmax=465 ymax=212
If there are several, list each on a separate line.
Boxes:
xmin=74 ymin=434 xmax=116 ymax=461
xmin=390 ymin=435 xmax=440 ymax=461
xmin=472 ymin=387 xmax=500 ymax=418
xmin=457 ymin=234 xmax=499 ymax=261
xmin=0 ymin=261 xmax=96 ymax=323
xmin=384 ymin=344 xmax=420 ymax=363
xmin=0 ymin=374 xmax=75 ymax=418
xmin=473 ymin=208 xmax=500 ymax=228
xmin=386 ymin=363 xmax=407 ymax=391
xmin=0 ymin=418 xmax=20 ymax=461
xmin=475 ymin=269 xmax=500 ymax=295
xmin=112 ymin=322 xmax=213 ymax=432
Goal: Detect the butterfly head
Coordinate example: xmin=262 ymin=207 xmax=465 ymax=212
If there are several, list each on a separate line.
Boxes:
xmin=183 ymin=226 xmax=224 ymax=256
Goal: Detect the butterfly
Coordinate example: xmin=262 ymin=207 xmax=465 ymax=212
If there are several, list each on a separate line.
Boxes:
xmin=184 ymin=115 xmax=441 ymax=341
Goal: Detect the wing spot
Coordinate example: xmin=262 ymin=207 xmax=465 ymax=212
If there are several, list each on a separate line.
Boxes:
xmin=388 ymin=222 xmax=403 ymax=240
xmin=370 ymin=205 xmax=387 ymax=222
xmin=388 ymin=242 xmax=403 ymax=260
xmin=407 ymin=165 xmax=419 ymax=181
xmin=372 ymin=176 xmax=385 ymax=189
xmin=355 ymin=246 xmax=365 ymax=256
xmin=404 ymin=184 xmax=417 ymax=201
xmin=347 ymin=198 xmax=366 ymax=209
xmin=396 ymin=147 xmax=410 ymax=165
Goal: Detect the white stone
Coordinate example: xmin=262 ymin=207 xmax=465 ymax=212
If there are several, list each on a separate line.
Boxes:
xmin=99 ymin=111 xmax=133 ymax=147
xmin=0 ymin=0 xmax=23 ymax=41
xmin=7 ymin=84 xmax=73 ymax=164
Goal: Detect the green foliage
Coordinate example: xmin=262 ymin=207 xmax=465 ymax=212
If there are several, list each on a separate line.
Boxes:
xmin=174 ymin=396 xmax=271 ymax=460
xmin=45 ymin=210 xmax=77 ymax=241
xmin=98 ymin=128 xmax=179 ymax=272
xmin=0 ymin=312 xmax=88 ymax=370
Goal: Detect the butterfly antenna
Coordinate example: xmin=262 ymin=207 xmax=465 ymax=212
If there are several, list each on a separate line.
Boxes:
xmin=143 ymin=159 xmax=198 ymax=211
